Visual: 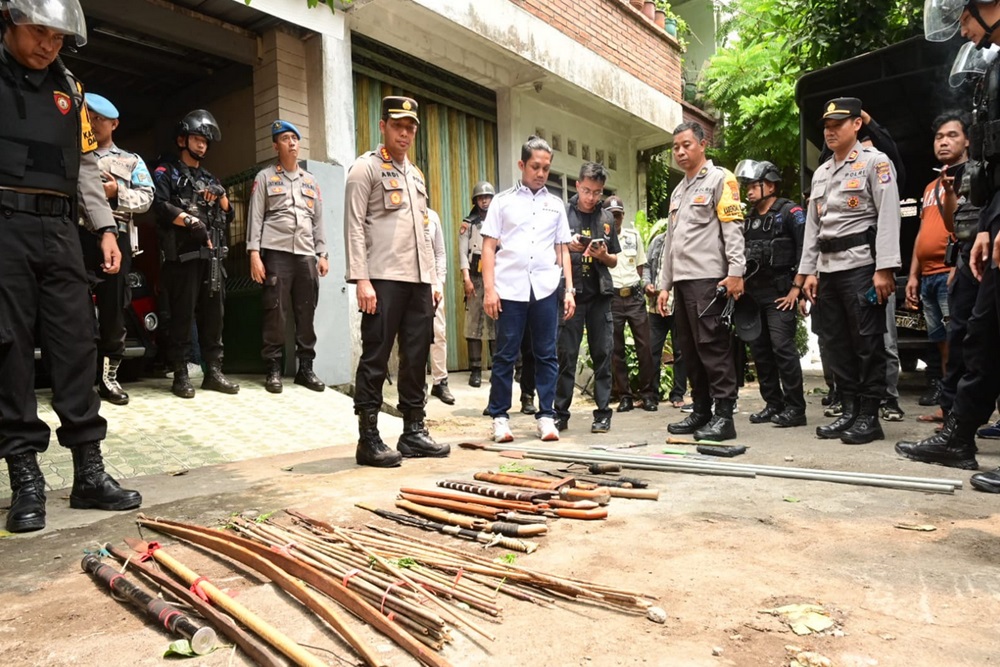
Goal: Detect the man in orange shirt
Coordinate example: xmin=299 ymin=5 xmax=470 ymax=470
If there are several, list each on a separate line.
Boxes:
xmin=905 ymin=112 xmax=969 ymax=411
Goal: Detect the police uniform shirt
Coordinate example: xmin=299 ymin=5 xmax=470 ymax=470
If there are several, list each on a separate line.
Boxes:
xmin=459 ymin=209 xmax=486 ymax=273
xmin=609 ymin=225 xmax=646 ymax=289
xmin=247 ymin=163 xmax=327 ymax=257
xmin=344 ymin=145 xmax=433 ymax=284
xmin=481 ymin=181 xmax=573 ymax=302
xmin=798 ymin=141 xmax=902 ymax=275
xmin=657 ymin=160 xmax=745 ymax=292
xmin=0 ymin=46 xmax=115 ymax=232
xmin=90 ymin=144 xmax=154 ymax=230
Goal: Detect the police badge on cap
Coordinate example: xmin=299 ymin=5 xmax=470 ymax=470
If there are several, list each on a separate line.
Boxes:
xmin=382 ymin=96 xmax=419 ymax=124
xmin=822 ymin=97 xmax=862 ymax=121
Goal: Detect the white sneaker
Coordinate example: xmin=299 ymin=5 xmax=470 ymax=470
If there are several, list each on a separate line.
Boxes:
xmin=493 ymin=417 xmax=514 ymax=443
xmin=536 ymin=416 xmax=559 ymax=441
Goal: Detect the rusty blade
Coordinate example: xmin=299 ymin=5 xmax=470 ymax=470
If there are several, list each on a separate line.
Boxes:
xmin=123 ymin=536 xmax=149 ymax=553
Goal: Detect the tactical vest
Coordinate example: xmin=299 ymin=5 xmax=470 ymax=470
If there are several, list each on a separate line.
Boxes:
xmin=157 ymin=161 xmax=227 ymax=261
xmin=967 ymin=57 xmax=1000 ymax=206
xmin=463 ymin=209 xmax=486 ymax=275
xmin=743 ymin=198 xmax=798 ymax=273
xmin=0 ymin=51 xmax=83 ymax=196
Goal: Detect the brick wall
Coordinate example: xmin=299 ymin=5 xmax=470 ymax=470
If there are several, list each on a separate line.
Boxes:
xmin=508 ymin=0 xmax=683 ymax=101
xmin=253 ymin=29 xmax=310 ymax=163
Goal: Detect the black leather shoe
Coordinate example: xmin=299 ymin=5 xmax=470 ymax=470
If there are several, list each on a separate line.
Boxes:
xmin=591 ymin=417 xmax=611 ymax=433
xmin=202 ymin=362 xmax=240 ymax=394
xmin=469 ymin=368 xmax=482 ymax=388
xmin=520 ymin=394 xmax=537 ymax=415
xmin=69 ymin=443 xmax=142 ymax=511
xmin=816 ymin=395 xmax=857 ymax=439
xmin=397 ymin=412 xmax=450 ymax=458
xmin=482 ymin=406 xmax=490 ymax=416
xmin=5 ymin=453 xmax=46 ymax=533
xmin=971 ymin=468 xmax=1000 ymax=493
xmin=171 ymin=365 xmax=195 ymax=399
xmin=555 ymin=417 xmax=569 ymax=432
xmin=749 ymin=405 xmax=782 ymax=424
xmin=918 ymin=380 xmax=943 ymax=407
xmin=840 ymin=414 xmax=884 ymax=444
xmin=264 ymin=358 xmax=283 ymax=394
xmin=894 ymin=414 xmax=979 ymax=469
xmin=616 ymin=396 xmax=634 ymax=413
xmin=641 ymin=398 xmax=659 ymax=412
xmin=99 ymin=357 xmax=129 ymax=406
xmin=431 ymin=380 xmax=455 ymax=405
xmin=771 ymin=407 xmax=807 ymax=428
xmin=695 ymin=415 xmax=737 ymax=441
xmin=294 ymin=359 xmax=325 ymax=392
xmin=356 ymin=410 xmax=402 ymax=467
xmin=821 ymin=387 xmax=838 ymax=407
xmin=667 ymin=411 xmax=712 ymax=435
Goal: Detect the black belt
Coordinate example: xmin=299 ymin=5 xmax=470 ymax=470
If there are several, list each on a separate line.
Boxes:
xmin=0 ymin=189 xmax=71 ymax=217
xmin=818 ymin=230 xmax=871 ymax=254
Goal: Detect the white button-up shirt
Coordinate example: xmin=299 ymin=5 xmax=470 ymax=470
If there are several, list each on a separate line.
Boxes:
xmin=482 ymin=182 xmax=572 ymax=302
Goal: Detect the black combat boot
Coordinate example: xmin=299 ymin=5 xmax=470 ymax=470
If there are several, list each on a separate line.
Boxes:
xmin=69 ymin=443 xmax=142 ymax=511
xmin=816 ymin=393 xmax=858 ymax=439
xmin=202 ymin=361 xmax=240 ymax=394
xmin=667 ymin=402 xmax=712 ymax=435
xmin=520 ymin=392 xmax=537 ymax=415
xmin=771 ymin=406 xmax=807 ymax=428
xmin=430 ymin=379 xmax=455 ymax=404
xmin=970 ymin=468 xmax=1000 ymax=493
xmin=5 ymin=453 xmax=46 ymax=533
xmin=468 ymin=339 xmax=482 ymax=387
xmin=695 ymin=398 xmax=738 ymax=442
xmin=171 ymin=363 xmax=195 ymax=399
xmin=397 ymin=409 xmax=451 ymax=458
xmin=99 ymin=357 xmax=129 ymax=406
xmin=264 ymin=358 xmax=283 ymax=394
xmin=356 ymin=409 xmax=402 ymax=467
xmin=294 ymin=359 xmax=325 ymax=392
xmin=840 ymin=397 xmax=884 ymax=444
xmin=749 ymin=404 xmax=782 ymax=424
xmin=894 ymin=413 xmax=979 ymax=469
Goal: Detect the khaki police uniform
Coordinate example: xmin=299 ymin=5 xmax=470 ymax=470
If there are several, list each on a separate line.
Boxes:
xmin=459 ymin=209 xmax=495 ymax=342
xmin=657 ymin=161 xmax=744 ymax=410
xmin=247 ymin=162 xmax=327 ymax=363
xmin=800 ymin=141 xmax=901 ymax=407
xmin=608 ymin=224 xmax=657 ymax=406
xmin=344 ymin=144 xmax=435 ymax=414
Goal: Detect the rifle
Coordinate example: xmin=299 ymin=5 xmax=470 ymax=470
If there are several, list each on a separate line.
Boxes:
xmin=179 ymin=191 xmax=228 ymax=294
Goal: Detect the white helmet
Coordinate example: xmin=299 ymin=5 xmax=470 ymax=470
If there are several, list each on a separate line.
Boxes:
xmin=924 ymin=0 xmax=995 ymax=44
xmin=2 ymin=0 xmax=87 ymax=47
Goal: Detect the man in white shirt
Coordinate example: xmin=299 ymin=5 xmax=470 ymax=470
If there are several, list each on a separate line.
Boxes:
xmin=481 ymin=136 xmax=575 ymax=442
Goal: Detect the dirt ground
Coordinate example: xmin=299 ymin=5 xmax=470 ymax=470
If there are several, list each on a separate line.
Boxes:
xmin=2 ymin=373 xmax=1000 ymax=667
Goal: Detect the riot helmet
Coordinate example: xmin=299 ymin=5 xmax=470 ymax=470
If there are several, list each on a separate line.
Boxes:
xmin=1 ymin=0 xmax=87 ymax=47
xmin=471 ymin=181 xmax=495 ymax=203
xmin=176 ymin=109 xmax=221 ymax=161
xmin=925 ymin=0 xmax=1000 ymax=47
xmin=950 ymin=41 xmax=1000 ymax=85
xmin=734 ymin=159 xmax=781 ymax=185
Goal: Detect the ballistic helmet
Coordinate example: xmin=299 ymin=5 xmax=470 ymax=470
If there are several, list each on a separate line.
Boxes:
xmin=950 ymin=41 xmax=1000 ymax=85
xmin=2 ymin=0 xmax=87 ymax=46
xmin=734 ymin=160 xmax=781 ymax=185
xmin=176 ymin=109 xmax=222 ymax=143
xmin=732 ymin=293 xmax=762 ymax=343
xmin=471 ymin=181 xmax=495 ymax=202
xmin=925 ymin=0 xmax=997 ymax=43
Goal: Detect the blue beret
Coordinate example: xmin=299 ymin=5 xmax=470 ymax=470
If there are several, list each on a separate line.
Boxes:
xmin=85 ymin=93 xmax=119 ymax=120
xmin=271 ymin=120 xmax=301 ymax=140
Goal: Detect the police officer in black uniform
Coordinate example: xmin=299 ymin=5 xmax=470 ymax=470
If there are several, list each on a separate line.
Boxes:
xmin=735 ymin=160 xmax=808 ymax=427
xmin=0 ymin=0 xmax=141 ymax=533
xmin=152 ymin=110 xmax=238 ymax=399
xmin=897 ymin=0 xmax=1000 ymax=492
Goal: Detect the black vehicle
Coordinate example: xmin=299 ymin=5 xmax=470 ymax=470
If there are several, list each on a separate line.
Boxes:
xmin=795 ymin=35 xmax=971 ymax=372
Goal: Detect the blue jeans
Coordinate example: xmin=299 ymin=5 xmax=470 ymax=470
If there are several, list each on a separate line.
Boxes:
xmin=487 ymin=291 xmax=559 ymax=419
xmin=920 ymin=271 xmax=950 ymax=342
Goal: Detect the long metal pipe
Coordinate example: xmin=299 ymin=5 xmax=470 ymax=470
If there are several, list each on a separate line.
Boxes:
xmin=489 ymin=446 xmax=959 ymax=494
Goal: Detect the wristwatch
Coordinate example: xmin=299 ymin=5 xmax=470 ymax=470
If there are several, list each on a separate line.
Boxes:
xmin=565 ymin=287 xmax=576 ymax=295
xmin=100 ymin=228 xmax=118 ymax=237
xmin=316 ymin=252 xmax=329 ymax=260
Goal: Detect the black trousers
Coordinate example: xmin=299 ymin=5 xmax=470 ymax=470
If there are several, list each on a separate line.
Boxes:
xmin=261 ymin=250 xmax=319 ymax=361
xmin=160 ymin=259 xmax=225 ymax=366
xmin=610 ymin=291 xmax=657 ymax=402
xmin=649 ymin=310 xmax=688 ymax=403
xmin=354 ymin=280 xmax=433 ymax=414
xmin=673 ymin=279 xmax=737 ymax=409
xmin=79 ymin=227 xmax=130 ymax=360
xmin=747 ymin=284 xmax=805 ymax=410
xmin=556 ymin=294 xmax=613 ymax=422
xmin=0 ymin=208 xmax=106 ymax=458
xmin=940 ymin=262 xmax=978 ymax=413
xmin=816 ymin=264 xmax=887 ymax=402
xmin=951 ymin=263 xmax=1000 ymax=426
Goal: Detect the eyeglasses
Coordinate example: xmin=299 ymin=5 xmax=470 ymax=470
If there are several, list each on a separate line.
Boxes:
xmin=578 ymin=185 xmax=603 ymax=197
